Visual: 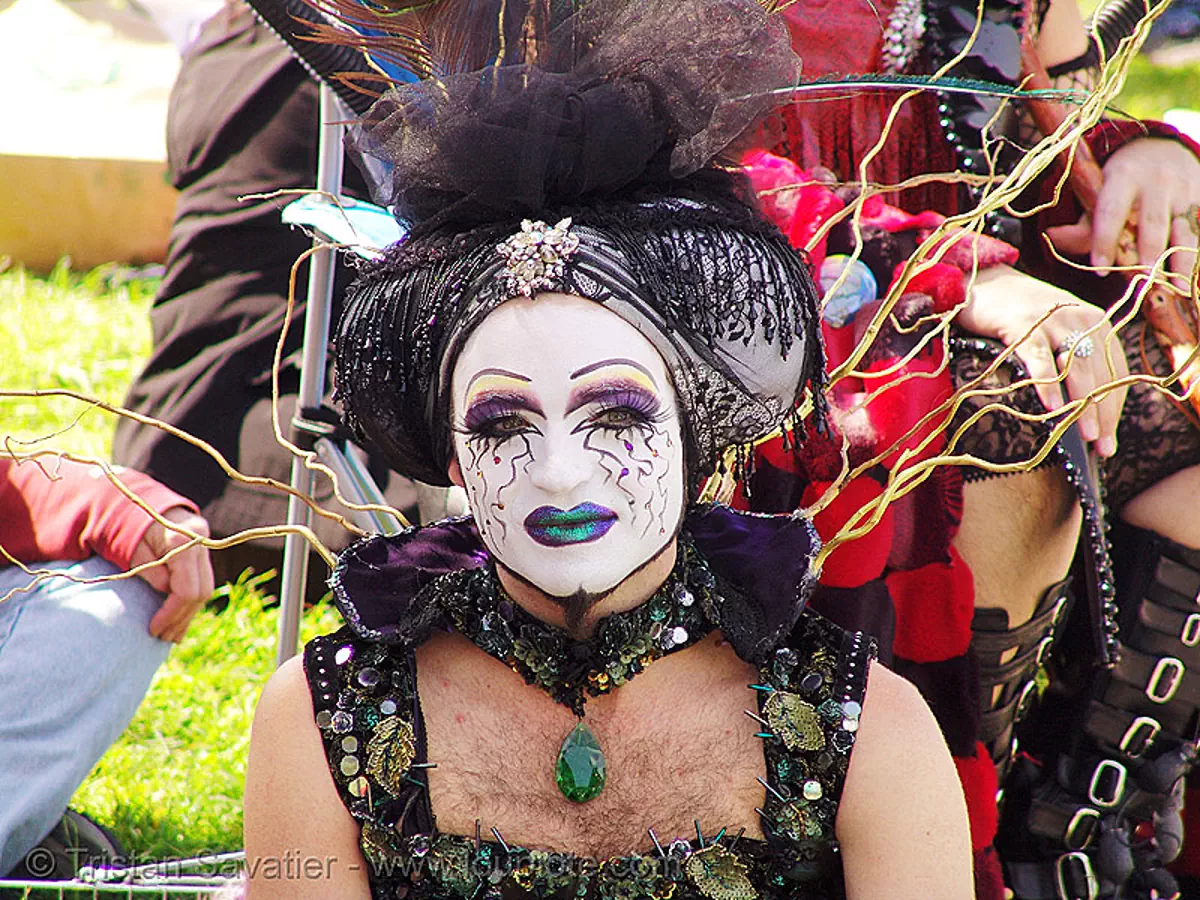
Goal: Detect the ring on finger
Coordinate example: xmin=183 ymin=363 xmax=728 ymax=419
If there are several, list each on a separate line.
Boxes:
xmin=1055 ymin=330 xmax=1095 ymax=359
xmin=1174 ymin=204 xmax=1200 ymax=237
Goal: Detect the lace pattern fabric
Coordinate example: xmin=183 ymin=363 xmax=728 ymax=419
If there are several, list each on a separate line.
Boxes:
xmin=948 ymin=327 xmax=1200 ymax=513
xmin=1103 ymin=323 xmax=1200 ymax=511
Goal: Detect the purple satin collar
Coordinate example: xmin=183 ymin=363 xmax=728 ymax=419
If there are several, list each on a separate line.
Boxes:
xmin=329 ymin=504 xmax=818 ymax=663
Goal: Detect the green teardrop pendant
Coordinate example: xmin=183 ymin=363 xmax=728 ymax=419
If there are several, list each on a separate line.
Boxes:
xmin=555 ymin=721 xmax=606 ymax=803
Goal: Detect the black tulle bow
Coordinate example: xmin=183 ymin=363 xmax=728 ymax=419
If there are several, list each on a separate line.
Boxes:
xmin=345 ymin=0 xmax=800 ymax=226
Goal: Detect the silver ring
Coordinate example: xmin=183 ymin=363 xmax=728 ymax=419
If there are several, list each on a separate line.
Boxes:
xmin=1056 ymin=330 xmax=1095 ymax=359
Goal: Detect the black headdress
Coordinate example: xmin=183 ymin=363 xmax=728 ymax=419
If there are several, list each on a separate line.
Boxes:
xmin=329 ymin=0 xmax=827 ymax=491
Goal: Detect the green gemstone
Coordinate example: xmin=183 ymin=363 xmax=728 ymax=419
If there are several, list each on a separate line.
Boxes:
xmin=555 ymin=721 xmax=606 ymax=802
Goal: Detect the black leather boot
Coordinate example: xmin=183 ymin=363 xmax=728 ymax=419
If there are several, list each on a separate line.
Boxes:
xmin=998 ymin=525 xmax=1200 ymax=900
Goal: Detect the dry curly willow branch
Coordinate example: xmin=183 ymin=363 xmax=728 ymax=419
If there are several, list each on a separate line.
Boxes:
xmin=0 ymin=194 xmax=413 ymax=606
xmin=2 ymin=0 xmax=1196 ymax=596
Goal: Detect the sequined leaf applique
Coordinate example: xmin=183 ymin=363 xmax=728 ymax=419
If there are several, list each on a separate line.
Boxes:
xmin=763 ymin=691 xmax=825 ymax=752
xmin=773 ymin=800 xmax=822 ymax=841
xmin=685 ymin=845 xmax=757 ymax=900
xmin=360 ymin=821 xmax=405 ymax=874
xmin=430 ymin=836 xmax=479 ymax=896
xmin=365 ymin=715 xmax=415 ymax=796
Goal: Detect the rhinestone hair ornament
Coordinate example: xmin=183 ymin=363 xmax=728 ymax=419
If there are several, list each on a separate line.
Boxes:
xmin=328 ymin=0 xmax=828 ymax=490
xmin=496 ymin=218 xmax=581 ymax=297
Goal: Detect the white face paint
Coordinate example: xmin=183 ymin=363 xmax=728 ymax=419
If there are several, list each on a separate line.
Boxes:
xmin=450 ymin=293 xmax=686 ymax=599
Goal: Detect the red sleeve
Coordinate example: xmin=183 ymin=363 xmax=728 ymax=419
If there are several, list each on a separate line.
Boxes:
xmin=1084 ymin=119 xmax=1200 ymax=167
xmin=0 ymin=458 xmax=199 ymax=570
xmin=1023 ymin=119 xmax=1200 ymax=305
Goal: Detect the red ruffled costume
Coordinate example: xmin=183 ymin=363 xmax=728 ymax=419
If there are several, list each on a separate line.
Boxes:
xmin=738 ymin=4 xmax=1200 ymax=897
xmin=737 ymin=148 xmax=1014 ymax=896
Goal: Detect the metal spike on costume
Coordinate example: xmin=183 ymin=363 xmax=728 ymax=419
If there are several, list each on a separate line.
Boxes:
xmin=743 ymin=709 xmax=772 ymax=727
xmin=756 ymin=776 xmax=790 ymax=804
xmin=648 ymin=828 xmax=666 ymax=858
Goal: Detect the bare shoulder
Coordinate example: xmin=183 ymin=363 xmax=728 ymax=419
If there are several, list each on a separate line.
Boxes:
xmin=856 ymin=658 xmax=933 ymax=730
xmin=252 ymin=655 xmax=313 ymax=734
xmin=244 ymin=654 xmax=372 ymax=900
xmin=836 ymin=659 xmax=974 ymax=899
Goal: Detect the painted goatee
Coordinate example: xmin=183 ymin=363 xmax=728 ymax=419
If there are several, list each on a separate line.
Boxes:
xmin=555 ymin=588 xmax=607 ymax=638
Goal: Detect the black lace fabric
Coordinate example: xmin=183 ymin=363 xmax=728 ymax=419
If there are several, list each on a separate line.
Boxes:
xmin=948 ymin=325 xmax=1200 ymax=514
xmin=350 ymin=0 xmax=799 ymax=228
xmin=1103 ymin=323 xmax=1200 ymax=511
xmin=335 ymin=190 xmax=826 ymax=491
xmin=948 ymin=337 xmax=1055 ymax=476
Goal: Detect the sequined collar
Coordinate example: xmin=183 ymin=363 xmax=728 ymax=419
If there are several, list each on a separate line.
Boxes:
xmin=431 ymin=538 xmax=717 ymax=714
xmin=330 ymin=503 xmax=821 ymax=668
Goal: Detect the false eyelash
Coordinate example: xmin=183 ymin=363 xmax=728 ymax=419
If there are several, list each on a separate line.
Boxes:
xmin=457 ymin=395 xmax=529 ymax=432
xmin=589 ymin=389 xmax=668 ymax=425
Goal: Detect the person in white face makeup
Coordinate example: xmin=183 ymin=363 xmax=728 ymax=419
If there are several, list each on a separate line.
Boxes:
xmin=243 ymin=1 xmax=973 ymax=897
xmin=448 ymin=293 xmax=686 ymax=634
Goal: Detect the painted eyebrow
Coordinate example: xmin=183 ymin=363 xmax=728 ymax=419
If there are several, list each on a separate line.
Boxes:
xmin=464 ymin=367 xmax=532 ymax=394
xmin=566 ymin=379 xmax=658 ymax=416
xmin=569 ymin=358 xmax=658 ymax=385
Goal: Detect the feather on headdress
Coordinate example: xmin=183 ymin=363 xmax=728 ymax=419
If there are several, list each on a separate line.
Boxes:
xmin=291 ymin=0 xmax=801 ymax=226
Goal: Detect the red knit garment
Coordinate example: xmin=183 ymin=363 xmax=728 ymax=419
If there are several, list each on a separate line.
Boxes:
xmin=0 ymin=458 xmax=196 ymax=570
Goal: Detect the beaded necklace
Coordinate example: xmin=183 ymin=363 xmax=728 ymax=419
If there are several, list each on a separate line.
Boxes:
xmin=433 ymin=537 xmax=719 ymax=802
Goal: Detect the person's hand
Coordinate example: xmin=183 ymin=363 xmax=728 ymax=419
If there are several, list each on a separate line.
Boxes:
xmin=129 ymin=505 xmax=215 ymax=643
xmin=1046 ymin=138 xmax=1200 ymax=285
xmin=957 ymin=265 xmax=1130 ymax=457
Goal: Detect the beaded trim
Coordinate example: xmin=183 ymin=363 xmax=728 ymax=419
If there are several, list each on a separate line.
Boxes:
xmin=922 ymin=0 xmax=1030 ymax=245
xmin=881 ymin=0 xmax=926 ymax=74
xmin=304 ymin=604 xmax=873 ymax=900
xmin=433 ymin=537 xmax=718 ymax=716
xmin=751 ymin=619 xmax=874 ymax=859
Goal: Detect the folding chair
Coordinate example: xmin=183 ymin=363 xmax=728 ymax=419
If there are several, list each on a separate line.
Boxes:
xmin=241 ymin=0 xmax=420 ymax=666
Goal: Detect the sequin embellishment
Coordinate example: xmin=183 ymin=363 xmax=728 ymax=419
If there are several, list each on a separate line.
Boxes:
xmin=685 ymin=845 xmax=757 ymax=900
xmin=437 ymin=538 xmax=716 ymax=716
xmin=496 ymin=217 xmax=581 ymax=297
xmin=762 ymin=692 xmax=825 ymax=752
xmin=366 ymin=715 xmax=416 ymax=796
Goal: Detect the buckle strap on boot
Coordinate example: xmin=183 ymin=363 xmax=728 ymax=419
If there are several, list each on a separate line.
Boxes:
xmin=1081 ymin=701 xmax=1162 ymax=760
xmin=1144 ymin=554 xmax=1200 ymax=615
xmin=974 ymin=580 xmax=1073 ymax=777
xmin=1005 ymin=853 xmax=1102 ymax=900
xmin=1002 ymin=530 xmax=1200 ymax=900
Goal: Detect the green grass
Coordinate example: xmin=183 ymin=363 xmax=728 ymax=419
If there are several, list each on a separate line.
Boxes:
xmin=73 ymin=571 xmax=341 ymax=860
xmin=0 ymin=259 xmax=158 ymax=459
xmin=0 ymin=261 xmax=343 ymax=864
xmin=1115 ymin=55 xmax=1200 ymax=120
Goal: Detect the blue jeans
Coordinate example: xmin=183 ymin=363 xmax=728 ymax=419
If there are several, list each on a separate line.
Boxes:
xmin=0 ymin=558 xmax=171 ymax=875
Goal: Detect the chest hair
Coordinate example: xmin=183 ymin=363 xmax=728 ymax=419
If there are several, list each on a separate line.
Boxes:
xmin=415 ymin=631 xmax=768 ymax=859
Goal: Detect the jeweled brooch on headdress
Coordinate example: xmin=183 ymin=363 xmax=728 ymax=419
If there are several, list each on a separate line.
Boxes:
xmin=496 ymin=218 xmax=581 ymax=298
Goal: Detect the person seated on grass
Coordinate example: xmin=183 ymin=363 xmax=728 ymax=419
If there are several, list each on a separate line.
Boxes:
xmin=243 ymin=2 xmax=973 ymax=897
xmin=0 ymin=456 xmax=213 ymax=881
